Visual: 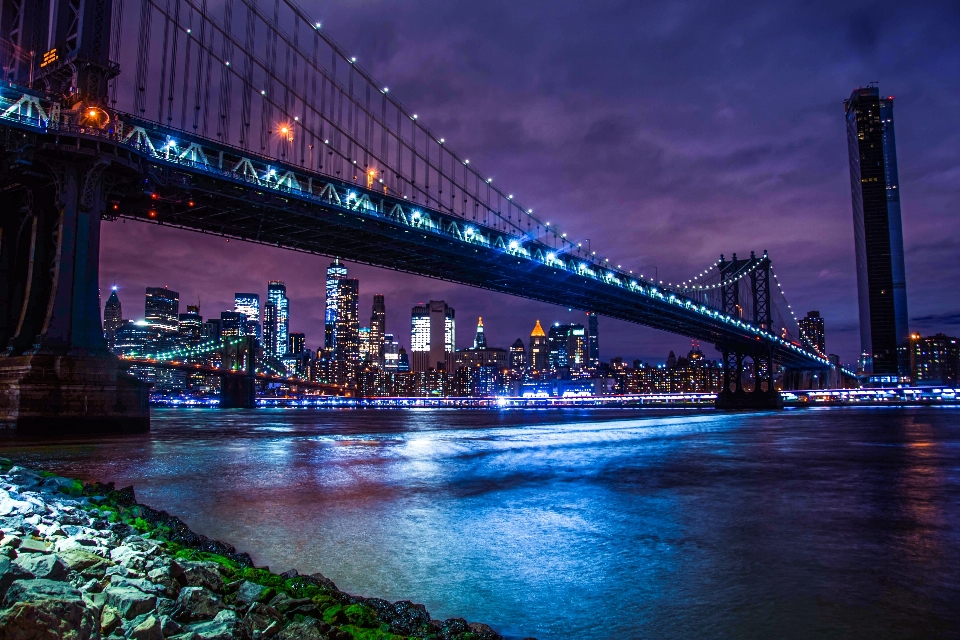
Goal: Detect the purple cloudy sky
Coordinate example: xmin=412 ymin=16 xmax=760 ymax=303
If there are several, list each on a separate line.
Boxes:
xmin=100 ymin=0 xmax=960 ymax=365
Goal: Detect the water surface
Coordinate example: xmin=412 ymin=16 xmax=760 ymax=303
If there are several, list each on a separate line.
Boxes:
xmin=2 ymin=406 xmax=959 ymax=639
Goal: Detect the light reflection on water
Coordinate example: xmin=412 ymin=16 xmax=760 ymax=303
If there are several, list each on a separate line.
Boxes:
xmin=2 ymin=407 xmax=959 ymax=639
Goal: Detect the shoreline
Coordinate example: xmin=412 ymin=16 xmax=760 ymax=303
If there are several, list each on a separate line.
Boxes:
xmin=0 ymin=458 xmax=524 ymax=640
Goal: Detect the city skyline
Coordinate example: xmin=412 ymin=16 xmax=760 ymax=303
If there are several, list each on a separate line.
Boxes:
xmin=97 ymin=0 xmax=960 ymax=367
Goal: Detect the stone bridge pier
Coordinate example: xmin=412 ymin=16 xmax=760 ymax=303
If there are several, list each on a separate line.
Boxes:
xmin=0 ymin=154 xmax=149 ymax=432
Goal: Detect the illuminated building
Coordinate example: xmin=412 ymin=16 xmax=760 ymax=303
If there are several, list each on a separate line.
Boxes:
xmin=383 ymin=334 xmax=400 ymax=372
xmin=333 ymin=278 xmax=360 ymax=374
xmin=473 ymin=317 xmax=487 ymax=349
xmin=845 ymin=86 xmax=909 ymax=376
xmin=145 ymin=287 xmax=179 ymax=334
xmin=529 ymin=320 xmax=548 ymax=373
xmin=178 ymin=305 xmax=203 ymax=343
xmin=359 ymin=327 xmax=372 ymax=363
xmin=370 ymin=294 xmax=386 ymax=366
xmin=103 ymin=287 xmax=123 ymax=348
xmin=411 ymin=301 xmax=455 ymax=372
xmin=547 ymin=323 xmax=586 ymax=374
xmin=509 ymin=338 xmax=526 ymax=374
xmin=113 ymin=320 xmax=161 ymax=357
xmin=910 ymin=333 xmax=958 ymax=386
xmin=288 ymin=332 xmax=306 ymax=355
xmin=325 ymin=260 xmax=348 ymax=349
xmin=623 ymin=348 xmax=723 ymax=394
xmin=267 ymin=281 xmax=289 ymax=356
xmin=799 ymin=311 xmax=826 ymax=355
xmin=586 ymin=312 xmax=599 ymax=370
xmin=203 ymin=319 xmax=222 ymax=341
xmin=263 ymin=301 xmax=278 ymax=355
xmin=220 ymin=311 xmax=246 ymax=338
xmin=397 ymin=347 xmax=410 ymax=373
xmin=234 ymin=293 xmax=261 ymax=340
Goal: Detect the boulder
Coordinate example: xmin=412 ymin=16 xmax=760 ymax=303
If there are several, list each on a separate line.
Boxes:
xmin=127 ymin=613 xmax=165 ymax=640
xmin=17 ymin=537 xmax=51 ymax=554
xmin=186 ymin=609 xmax=238 ymax=640
xmin=468 ymin=622 xmax=503 ymax=640
xmin=238 ymin=602 xmax=283 ymax=639
xmin=173 ymin=586 xmax=229 ymax=623
xmin=100 ymin=604 xmax=122 ymax=635
xmin=104 ymin=584 xmax=158 ymax=620
xmin=160 ymin=614 xmax=183 ymax=636
xmin=59 ymin=547 xmax=114 ymax=579
xmin=110 ymin=574 xmax=168 ymax=596
xmin=276 ymin=619 xmax=333 ymax=640
xmin=0 ymin=557 xmax=32 ymax=600
xmin=174 ymin=561 xmax=224 ymax=593
xmin=233 ymin=580 xmax=269 ymax=607
xmin=13 ymin=552 xmax=69 ymax=581
xmin=0 ymin=578 xmax=99 ymax=640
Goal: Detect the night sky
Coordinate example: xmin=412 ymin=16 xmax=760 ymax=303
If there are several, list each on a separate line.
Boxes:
xmin=99 ymin=0 xmax=960 ymax=366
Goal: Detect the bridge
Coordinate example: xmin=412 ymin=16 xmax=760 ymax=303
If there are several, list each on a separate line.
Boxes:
xmin=0 ymin=0 xmax=838 ymax=430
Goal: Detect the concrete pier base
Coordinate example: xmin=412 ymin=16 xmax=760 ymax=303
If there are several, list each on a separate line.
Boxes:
xmin=715 ymin=388 xmax=784 ymax=411
xmin=0 ymin=354 xmax=150 ymax=433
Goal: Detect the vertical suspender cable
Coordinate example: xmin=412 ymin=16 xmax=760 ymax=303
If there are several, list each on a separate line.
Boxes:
xmin=134 ymin=0 xmax=152 ymax=115
xmin=165 ymin=0 xmax=181 ymax=124
xmin=157 ymin=0 xmax=171 ymax=122
xmin=109 ymin=0 xmax=124 ymax=106
xmin=179 ymin=8 xmax=192 ymax=130
xmin=193 ymin=0 xmax=207 ymax=132
xmin=240 ymin=0 xmax=254 ymax=148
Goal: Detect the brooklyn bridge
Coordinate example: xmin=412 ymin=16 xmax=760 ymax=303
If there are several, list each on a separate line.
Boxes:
xmin=0 ymin=0 xmax=838 ymax=429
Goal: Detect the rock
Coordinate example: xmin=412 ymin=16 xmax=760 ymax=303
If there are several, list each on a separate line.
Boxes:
xmin=234 ymin=580 xmax=269 ymax=607
xmin=160 ymin=614 xmax=183 ymax=636
xmin=156 ymin=596 xmax=178 ymax=617
xmin=173 ymin=586 xmax=229 ymax=623
xmin=18 ymin=537 xmax=51 ymax=554
xmin=167 ymin=634 xmax=200 ymax=640
xmin=100 ymin=604 xmax=122 ymax=635
xmin=0 ymin=557 xmax=32 ymax=600
xmin=174 ymin=561 xmax=224 ymax=593
xmin=186 ymin=609 xmax=238 ymax=640
xmin=468 ymin=621 xmax=503 ymax=640
xmin=110 ymin=574 xmax=168 ymax=596
xmin=278 ymin=569 xmax=298 ymax=579
xmin=238 ymin=602 xmax=283 ymax=638
xmin=267 ymin=592 xmax=312 ymax=615
xmin=4 ymin=467 xmax=44 ymax=491
xmin=104 ymin=584 xmax=158 ymax=620
xmin=441 ymin=617 xmax=470 ymax=635
xmin=1 ymin=535 xmax=22 ymax=548
xmin=13 ymin=552 xmax=69 ymax=581
xmin=111 ymin=546 xmax=149 ymax=571
xmin=127 ymin=613 xmax=165 ymax=640
xmin=60 ymin=547 xmax=114 ymax=579
xmin=276 ymin=618 xmax=333 ymax=640
xmin=0 ymin=578 xmax=99 ymax=639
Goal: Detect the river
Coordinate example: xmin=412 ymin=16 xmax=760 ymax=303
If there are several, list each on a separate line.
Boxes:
xmin=2 ymin=406 xmax=958 ymax=639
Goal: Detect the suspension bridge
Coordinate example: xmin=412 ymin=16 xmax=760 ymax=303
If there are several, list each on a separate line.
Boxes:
xmin=0 ymin=0 xmax=839 ymax=430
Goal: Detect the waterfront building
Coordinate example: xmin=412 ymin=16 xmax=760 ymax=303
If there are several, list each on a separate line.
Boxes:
xmin=203 ymin=318 xmax=222 ymax=341
xmin=622 ymin=349 xmax=723 ymax=394
xmin=397 ymin=347 xmax=411 ymax=373
xmin=220 ymin=311 xmax=246 ymax=338
xmin=587 ymin=312 xmax=600 ymax=370
xmin=145 ymin=287 xmax=179 ymax=334
xmin=267 ymin=281 xmax=289 ymax=356
xmin=263 ymin=301 xmax=278 ymax=355
xmin=845 ymin=86 xmax=909 ymax=376
xmin=334 ymin=278 xmax=360 ymax=377
xmin=370 ymin=294 xmax=386 ymax=366
xmin=910 ymin=333 xmax=959 ymax=386
xmin=103 ymin=287 xmax=123 ymax=348
xmin=529 ymin=320 xmax=548 ymax=373
xmin=289 ymin=332 xmax=306 ymax=355
xmin=383 ymin=334 xmax=400 ymax=372
xmin=411 ymin=301 xmax=456 ymax=372
xmin=325 ymin=260 xmax=348 ymax=350
xmin=548 ymin=323 xmax=587 ymax=374
xmin=799 ymin=311 xmax=826 ymax=356
xmin=113 ymin=320 xmax=161 ymax=357
xmin=509 ymin=338 xmax=526 ymax=374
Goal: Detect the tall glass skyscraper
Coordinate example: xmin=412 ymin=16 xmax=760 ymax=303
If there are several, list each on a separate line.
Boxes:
xmin=145 ymin=287 xmax=179 ymax=334
xmin=334 ymin=278 xmax=360 ymax=370
xmin=586 ymin=312 xmax=599 ymax=370
xmin=267 ymin=281 xmax=289 ymax=356
xmin=234 ymin=293 xmax=261 ymax=341
xmin=845 ymin=86 xmax=909 ymax=377
xmin=370 ymin=294 xmax=386 ymax=366
xmin=325 ymin=260 xmax=348 ymax=350
xmin=410 ymin=301 xmax=455 ymax=372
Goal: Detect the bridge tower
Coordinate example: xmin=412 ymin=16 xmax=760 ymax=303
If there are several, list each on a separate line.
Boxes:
xmin=219 ymin=336 xmax=257 ymax=409
xmin=0 ymin=0 xmax=148 ymax=432
xmin=715 ymin=252 xmax=782 ymax=410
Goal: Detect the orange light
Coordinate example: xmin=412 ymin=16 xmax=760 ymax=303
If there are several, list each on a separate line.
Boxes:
xmin=151 ymin=193 xmax=158 ymax=199
xmin=188 ymin=201 xmax=195 ymax=207
xmin=148 ymin=210 xmax=156 ymax=218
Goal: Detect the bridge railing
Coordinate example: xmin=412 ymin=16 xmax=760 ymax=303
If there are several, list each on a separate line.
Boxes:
xmin=0 ymin=82 xmax=829 ymax=367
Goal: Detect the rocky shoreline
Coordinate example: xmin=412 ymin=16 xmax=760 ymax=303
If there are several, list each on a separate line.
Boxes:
xmin=0 ymin=459 xmax=520 ymax=640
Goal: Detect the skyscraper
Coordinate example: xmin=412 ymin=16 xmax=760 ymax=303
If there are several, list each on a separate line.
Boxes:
xmin=267 ymin=281 xmax=289 ymax=356
xmin=234 ymin=293 xmax=261 ymax=340
xmin=263 ymin=301 xmax=278 ymax=356
xmin=220 ymin=311 xmax=246 ymax=338
xmin=799 ymin=311 xmax=826 ymax=356
xmin=529 ymin=320 xmax=548 ymax=373
xmin=178 ymin=305 xmax=203 ymax=343
xmin=383 ymin=334 xmax=400 ymax=372
xmin=145 ymin=287 xmax=179 ymax=334
xmin=359 ymin=327 xmax=372 ymax=363
xmin=845 ymin=86 xmax=909 ymax=376
xmin=334 ymin=278 xmax=360 ymax=366
xmin=473 ymin=317 xmax=487 ymax=349
xmin=411 ymin=301 xmax=456 ymax=372
xmin=325 ymin=260 xmax=348 ymax=350
xmin=509 ymin=338 xmax=526 ymax=374
xmin=548 ymin=323 xmax=586 ymax=373
xmin=586 ymin=312 xmax=600 ymax=370
xmin=103 ymin=287 xmax=123 ymax=347
xmin=370 ymin=294 xmax=386 ymax=366
xmin=288 ymin=332 xmax=306 ymax=355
